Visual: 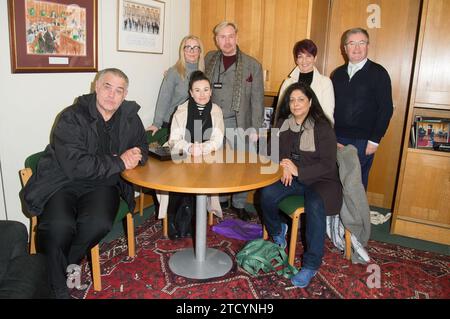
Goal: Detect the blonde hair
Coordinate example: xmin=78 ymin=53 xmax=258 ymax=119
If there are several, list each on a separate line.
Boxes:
xmin=175 ymin=35 xmax=205 ymax=80
xmin=213 ymin=21 xmax=238 ymax=36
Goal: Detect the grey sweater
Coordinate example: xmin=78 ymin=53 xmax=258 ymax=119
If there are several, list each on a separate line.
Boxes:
xmin=152 ymin=62 xmax=198 ymax=127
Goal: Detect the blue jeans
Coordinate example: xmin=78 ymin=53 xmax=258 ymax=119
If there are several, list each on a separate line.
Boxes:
xmin=260 ymin=179 xmax=326 ymax=270
xmin=337 ymin=137 xmax=374 ymax=190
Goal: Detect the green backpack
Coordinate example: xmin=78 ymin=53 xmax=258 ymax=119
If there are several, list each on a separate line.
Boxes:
xmin=236 ymin=239 xmax=298 ymax=279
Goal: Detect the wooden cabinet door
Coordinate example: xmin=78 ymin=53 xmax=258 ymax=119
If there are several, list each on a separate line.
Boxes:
xmin=324 ymin=0 xmax=421 ymax=208
xmin=393 ymin=150 xmax=450 ymax=245
xmin=414 ymin=0 xmax=450 ymax=109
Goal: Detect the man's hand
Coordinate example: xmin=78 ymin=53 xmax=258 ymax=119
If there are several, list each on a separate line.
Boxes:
xmin=337 ymin=143 xmax=345 ymax=149
xmin=147 ymin=125 xmax=159 ymax=136
xmin=366 ymin=143 xmax=378 ymax=155
xmin=120 ymin=147 xmax=142 ymax=170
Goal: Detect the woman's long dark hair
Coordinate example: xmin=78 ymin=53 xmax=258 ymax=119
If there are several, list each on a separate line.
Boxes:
xmin=277 ymin=82 xmax=331 ymax=126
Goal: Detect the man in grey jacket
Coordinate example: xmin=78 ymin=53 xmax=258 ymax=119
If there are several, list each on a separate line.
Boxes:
xmin=205 ymin=21 xmax=265 ymax=221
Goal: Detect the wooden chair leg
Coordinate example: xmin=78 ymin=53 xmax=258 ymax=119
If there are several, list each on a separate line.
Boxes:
xmin=208 ymin=211 xmax=214 ymax=226
xmin=163 ymin=216 xmax=168 ymax=238
xmin=288 ymin=210 xmax=301 ymax=266
xmin=91 ymin=244 xmax=101 ymax=291
xmin=344 ymin=229 xmax=352 ymax=260
xmin=263 ymin=225 xmax=269 ymax=240
xmin=127 ymin=213 xmax=135 ymax=257
xmin=30 ymin=216 xmax=37 ymax=254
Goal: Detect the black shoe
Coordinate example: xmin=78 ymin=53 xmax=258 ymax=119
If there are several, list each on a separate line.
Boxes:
xmin=178 ymin=230 xmax=192 ymax=239
xmin=231 ymin=206 xmax=251 ymax=221
xmin=220 ymin=201 xmax=230 ymax=210
xmin=168 ymin=231 xmax=180 ymax=240
xmin=168 ymin=221 xmax=179 ymax=240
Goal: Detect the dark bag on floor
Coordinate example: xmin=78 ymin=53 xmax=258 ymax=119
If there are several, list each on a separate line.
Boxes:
xmin=167 ymin=193 xmax=194 ymax=239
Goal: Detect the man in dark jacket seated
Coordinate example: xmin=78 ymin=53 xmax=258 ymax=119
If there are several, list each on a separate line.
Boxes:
xmin=20 ymin=68 xmax=149 ymax=298
xmin=0 ymin=221 xmax=51 ymax=298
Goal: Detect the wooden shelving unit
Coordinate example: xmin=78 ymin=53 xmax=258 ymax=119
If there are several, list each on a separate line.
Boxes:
xmin=391 ymin=0 xmax=450 ymax=245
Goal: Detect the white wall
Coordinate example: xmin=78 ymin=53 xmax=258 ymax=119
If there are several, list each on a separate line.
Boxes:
xmin=0 ymin=0 xmax=190 ymax=227
xmin=0 ymin=155 xmax=6 ymax=220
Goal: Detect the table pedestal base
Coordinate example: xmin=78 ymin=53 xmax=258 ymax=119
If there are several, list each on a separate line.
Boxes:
xmin=169 ymin=248 xmax=232 ymax=279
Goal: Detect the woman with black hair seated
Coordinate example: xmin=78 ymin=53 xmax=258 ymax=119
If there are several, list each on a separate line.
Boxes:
xmin=158 ymin=71 xmax=224 ymax=239
xmin=261 ymin=82 xmax=342 ymax=288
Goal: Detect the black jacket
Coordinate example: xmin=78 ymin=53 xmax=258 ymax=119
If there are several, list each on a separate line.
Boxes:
xmin=21 ymin=93 xmax=149 ymax=216
xmin=331 ymin=59 xmax=393 ymax=143
xmin=279 ymin=119 xmax=343 ymax=215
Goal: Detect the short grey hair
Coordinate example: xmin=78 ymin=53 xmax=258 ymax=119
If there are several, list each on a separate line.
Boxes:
xmin=97 ymin=68 xmax=129 ymax=88
xmin=343 ymin=27 xmax=370 ymax=45
xmin=213 ymin=21 xmax=238 ymax=36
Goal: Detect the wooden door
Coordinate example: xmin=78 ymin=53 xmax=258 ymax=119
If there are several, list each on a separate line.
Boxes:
xmin=224 ymin=0 xmax=265 ymax=61
xmin=414 ymin=0 xmax=450 ymax=109
xmin=190 ymin=0 xmax=226 ymax=52
xmin=324 ymin=0 xmax=421 ymax=208
xmin=190 ymin=0 xmax=313 ymax=95
xmin=261 ymin=0 xmax=310 ymax=94
xmin=190 ymin=0 xmax=265 ymax=62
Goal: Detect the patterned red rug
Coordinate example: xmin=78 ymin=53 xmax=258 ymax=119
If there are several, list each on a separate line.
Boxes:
xmin=70 ymin=215 xmax=450 ymax=299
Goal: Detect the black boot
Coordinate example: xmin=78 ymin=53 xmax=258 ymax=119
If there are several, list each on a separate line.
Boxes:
xmin=231 ymin=206 xmax=252 ymax=221
xmin=177 ymin=196 xmax=194 ymax=238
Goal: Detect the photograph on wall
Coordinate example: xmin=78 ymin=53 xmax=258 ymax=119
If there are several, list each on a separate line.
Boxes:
xmin=8 ymin=0 xmax=97 ymax=73
xmin=117 ymin=0 xmax=165 ymax=54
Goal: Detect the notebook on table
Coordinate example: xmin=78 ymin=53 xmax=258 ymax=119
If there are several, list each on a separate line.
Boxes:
xmin=148 ymin=146 xmax=186 ymax=161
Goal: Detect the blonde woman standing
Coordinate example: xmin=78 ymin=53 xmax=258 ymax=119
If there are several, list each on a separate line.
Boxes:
xmin=148 ymin=35 xmax=205 ymax=134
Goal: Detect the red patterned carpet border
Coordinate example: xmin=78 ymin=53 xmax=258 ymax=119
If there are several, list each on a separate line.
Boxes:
xmin=70 ymin=215 xmax=450 ymax=299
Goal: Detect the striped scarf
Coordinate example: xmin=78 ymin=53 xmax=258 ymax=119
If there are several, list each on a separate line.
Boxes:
xmin=205 ymin=47 xmax=244 ymax=113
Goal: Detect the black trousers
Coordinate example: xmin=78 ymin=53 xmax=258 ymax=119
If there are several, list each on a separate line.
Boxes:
xmin=37 ymin=185 xmax=119 ymax=293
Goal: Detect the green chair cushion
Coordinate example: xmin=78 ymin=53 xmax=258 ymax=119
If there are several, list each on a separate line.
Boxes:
xmin=24 ymin=152 xmax=45 ymax=173
xmin=278 ymin=195 xmax=305 ymax=216
xmin=114 ymin=199 xmax=130 ymax=224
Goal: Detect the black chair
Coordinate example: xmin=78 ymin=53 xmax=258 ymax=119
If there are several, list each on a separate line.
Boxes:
xmin=0 ymin=220 xmax=51 ymax=298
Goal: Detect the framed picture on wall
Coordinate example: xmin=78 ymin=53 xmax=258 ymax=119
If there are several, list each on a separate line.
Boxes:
xmin=117 ymin=0 xmax=165 ymax=54
xmin=8 ymin=0 xmax=98 ymax=73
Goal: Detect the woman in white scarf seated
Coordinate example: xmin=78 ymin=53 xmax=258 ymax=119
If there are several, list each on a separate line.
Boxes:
xmin=261 ymin=82 xmax=342 ymax=288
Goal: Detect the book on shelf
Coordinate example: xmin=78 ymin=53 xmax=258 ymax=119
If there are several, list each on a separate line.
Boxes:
xmin=414 ymin=116 xmax=450 ymax=149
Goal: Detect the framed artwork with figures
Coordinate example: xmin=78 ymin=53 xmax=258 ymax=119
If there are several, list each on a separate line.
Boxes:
xmin=8 ymin=0 xmax=98 ymax=73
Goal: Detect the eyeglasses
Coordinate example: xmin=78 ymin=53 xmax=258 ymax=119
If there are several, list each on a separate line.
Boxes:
xmin=184 ymin=45 xmax=201 ymax=53
xmin=345 ymin=41 xmax=368 ymax=48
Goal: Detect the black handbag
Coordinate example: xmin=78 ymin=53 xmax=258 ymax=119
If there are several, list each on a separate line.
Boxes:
xmin=167 ymin=193 xmax=194 ymax=239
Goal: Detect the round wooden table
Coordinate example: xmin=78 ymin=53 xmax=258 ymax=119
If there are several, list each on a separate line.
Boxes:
xmin=122 ymin=150 xmax=281 ymax=279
